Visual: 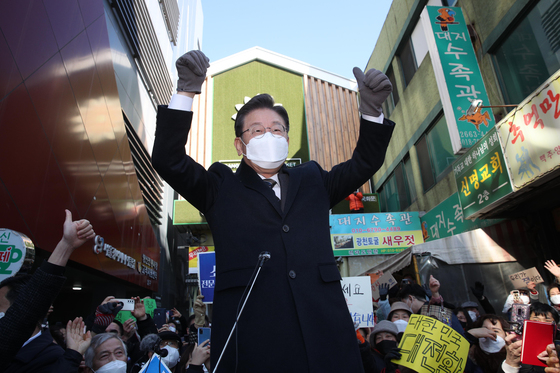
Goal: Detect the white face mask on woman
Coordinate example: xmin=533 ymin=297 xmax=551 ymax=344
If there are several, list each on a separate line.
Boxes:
xmin=161 ymin=346 xmax=180 ymax=369
xmin=393 ymin=319 xmax=408 ymax=333
xmin=94 ymin=360 xmax=127 ymax=373
xmin=242 ymin=132 xmax=289 ymax=169
xmin=479 ymin=336 xmax=506 ymax=354
xmin=551 ymin=295 xmax=560 ymax=305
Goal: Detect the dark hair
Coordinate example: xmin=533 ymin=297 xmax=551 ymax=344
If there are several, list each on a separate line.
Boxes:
xmin=0 ymin=274 xmax=32 ymax=305
xmin=472 ymin=313 xmax=510 ymax=331
xmin=530 ymin=302 xmax=559 ymax=323
xmin=397 ymin=284 xmax=427 ymax=302
xmin=548 ymin=283 xmax=560 ymax=300
xmin=234 ymin=94 xmax=290 ymax=137
xmin=107 ymin=319 xmax=124 ymax=336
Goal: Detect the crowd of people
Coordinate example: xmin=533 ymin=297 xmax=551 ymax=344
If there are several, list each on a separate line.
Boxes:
xmin=355 ymin=261 xmax=560 ymax=373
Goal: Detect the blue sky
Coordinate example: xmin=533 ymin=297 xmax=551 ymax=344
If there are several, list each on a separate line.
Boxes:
xmin=200 ymin=1 xmax=392 ymax=80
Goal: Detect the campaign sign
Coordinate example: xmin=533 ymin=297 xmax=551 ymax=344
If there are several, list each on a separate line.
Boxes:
xmin=341 ymin=276 xmax=375 ymax=327
xmin=138 ymin=353 xmax=172 ymax=373
xmin=395 ymin=314 xmax=469 ymax=373
xmin=198 ymin=252 xmax=216 ymax=304
xmin=0 ymin=229 xmax=35 ymax=281
xmin=114 ymin=298 xmax=158 ymax=324
xmin=509 ymin=267 xmax=544 ymax=289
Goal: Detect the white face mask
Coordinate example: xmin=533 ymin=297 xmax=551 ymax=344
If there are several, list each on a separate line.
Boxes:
xmin=468 ymin=310 xmax=478 ymax=322
xmin=520 ymin=295 xmax=530 ymax=304
xmin=161 ymin=346 xmax=180 ymax=369
xmin=393 ymin=319 xmax=408 ymax=333
xmin=479 ymin=336 xmax=506 ymax=354
xmin=95 ymin=359 xmax=127 ymax=373
xmin=242 ymin=132 xmax=288 ymax=169
xmin=551 ymin=295 xmax=560 ymax=305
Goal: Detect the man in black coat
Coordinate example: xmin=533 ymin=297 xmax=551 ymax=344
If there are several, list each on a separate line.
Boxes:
xmin=152 ymin=50 xmax=395 ymax=372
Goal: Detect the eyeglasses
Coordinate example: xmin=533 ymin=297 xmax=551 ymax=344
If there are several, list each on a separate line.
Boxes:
xmin=240 ymin=123 xmax=287 ymax=139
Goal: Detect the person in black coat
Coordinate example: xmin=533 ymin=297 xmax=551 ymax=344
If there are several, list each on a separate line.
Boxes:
xmin=152 ymin=50 xmax=395 ymax=372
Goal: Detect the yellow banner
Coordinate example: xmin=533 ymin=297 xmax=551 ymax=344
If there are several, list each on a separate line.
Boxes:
xmin=394 ymin=314 xmax=469 ymax=373
xmin=188 ymin=246 xmax=214 ymax=274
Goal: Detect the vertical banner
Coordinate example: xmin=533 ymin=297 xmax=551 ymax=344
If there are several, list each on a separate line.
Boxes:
xmin=453 ymin=127 xmax=513 ymax=219
xmin=395 ymin=315 xmax=469 ymax=373
xmin=422 ymin=6 xmax=495 ymax=153
xmin=341 ymin=276 xmax=375 ymax=327
xmin=198 ymin=252 xmax=216 ymax=304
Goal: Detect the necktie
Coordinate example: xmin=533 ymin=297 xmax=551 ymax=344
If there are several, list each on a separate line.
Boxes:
xmin=263 ymin=179 xmax=277 ymax=189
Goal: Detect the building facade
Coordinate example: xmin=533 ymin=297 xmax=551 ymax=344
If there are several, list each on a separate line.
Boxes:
xmin=360 ymin=0 xmax=560 ymax=309
xmin=0 ymin=0 xmax=202 ymax=321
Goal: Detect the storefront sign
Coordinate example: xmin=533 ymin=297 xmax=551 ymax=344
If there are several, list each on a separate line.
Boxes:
xmin=422 ymin=6 xmax=495 ymax=153
xmin=495 ymin=70 xmax=560 ymax=190
xmin=0 ymin=229 xmax=35 ymax=281
xmin=341 ymin=276 xmax=374 ymax=327
xmin=93 ymin=235 xmax=159 ymax=284
xmin=453 ymin=127 xmax=513 ymax=219
xmin=420 ymin=193 xmax=502 ymax=242
xmin=329 ymin=212 xmax=423 ymax=256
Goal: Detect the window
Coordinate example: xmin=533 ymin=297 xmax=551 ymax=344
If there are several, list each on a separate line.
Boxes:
xmin=378 ymin=156 xmax=417 ymax=212
xmin=493 ymin=0 xmax=560 ymax=104
xmin=399 ymin=39 xmax=418 ymax=87
xmin=416 ymin=115 xmax=457 ymax=192
xmin=382 ymin=65 xmax=399 ymax=116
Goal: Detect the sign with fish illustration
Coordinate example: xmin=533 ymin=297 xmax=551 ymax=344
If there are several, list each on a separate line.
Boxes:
xmin=422 ymin=6 xmax=495 ymax=154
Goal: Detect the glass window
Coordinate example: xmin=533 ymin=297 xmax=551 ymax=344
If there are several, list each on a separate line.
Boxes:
xmin=378 ymin=174 xmax=399 ymax=212
xmin=399 ymin=39 xmax=418 ymax=87
xmin=493 ymin=0 xmax=560 ymax=104
xmin=416 ymin=115 xmax=457 ymax=192
xmin=382 ymin=65 xmax=399 ymax=116
xmin=379 ymin=155 xmax=416 ymax=211
xmin=404 ymin=156 xmax=417 ymax=204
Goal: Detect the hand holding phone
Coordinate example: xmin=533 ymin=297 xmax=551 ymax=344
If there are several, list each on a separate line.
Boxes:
xmin=198 ymin=327 xmax=211 ymax=345
xmin=114 ymin=299 xmax=135 ymax=312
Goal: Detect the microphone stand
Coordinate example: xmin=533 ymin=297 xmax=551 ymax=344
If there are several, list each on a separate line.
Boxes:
xmin=212 ymin=252 xmax=270 ymax=373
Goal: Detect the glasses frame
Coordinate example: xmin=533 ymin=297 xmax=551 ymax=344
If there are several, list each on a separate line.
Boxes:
xmin=240 ymin=123 xmax=287 ymax=139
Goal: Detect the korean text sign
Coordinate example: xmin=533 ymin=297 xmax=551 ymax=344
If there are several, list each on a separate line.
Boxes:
xmin=330 ymin=212 xmax=423 ymax=256
xmin=341 ymin=276 xmax=374 ymax=327
xmin=495 ymin=71 xmax=560 ymax=190
xmin=188 ymin=246 xmax=214 ymax=274
xmin=453 ymin=127 xmax=513 ymax=219
xmin=395 ymin=314 xmax=469 ymax=373
xmin=420 ymin=193 xmax=502 ymax=242
xmin=423 ymin=6 xmax=495 ymax=152
xmin=198 ymin=252 xmax=215 ymax=304
xmin=509 ymin=267 xmax=544 ymax=289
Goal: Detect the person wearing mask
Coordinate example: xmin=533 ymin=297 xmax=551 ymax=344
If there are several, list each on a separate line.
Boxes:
xmin=502 ymin=284 xmax=538 ymax=314
xmin=84 ymin=333 xmax=128 ymax=373
xmin=152 ymin=50 xmax=395 ymax=372
xmin=547 ymin=284 xmax=560 ymax=313
xmin=462 ymin=301 xmax=481 ymax=323
xmin=466 ymin=314 xmax=510 ymax=373
xmin=360 ymin=320 xmax=402 ymax=373
xmin=386 ymin=302 xmax=412 ymax=336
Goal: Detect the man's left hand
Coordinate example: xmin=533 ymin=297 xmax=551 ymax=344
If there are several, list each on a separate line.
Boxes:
xmin=353 ymin=67 xmax=392 ymax=117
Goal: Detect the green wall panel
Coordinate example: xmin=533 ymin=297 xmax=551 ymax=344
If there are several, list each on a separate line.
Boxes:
xmin=212 ymin=61 xmax=309 ymax=164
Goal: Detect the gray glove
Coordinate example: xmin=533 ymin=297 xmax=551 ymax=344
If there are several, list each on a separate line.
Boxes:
xmin=176 ymin=50 xmax=210 ymax=94
xmin=353 ymin=67 xmax=392 ymax=117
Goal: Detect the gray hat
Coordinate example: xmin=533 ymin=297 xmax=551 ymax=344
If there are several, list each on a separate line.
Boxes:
xmin=461 ymin=301 xmax=479 ymax=309
xmin=387 ymin=301 xmax=413 ymax=320
xmin=371 ymin=320 xmax=398 ymax=341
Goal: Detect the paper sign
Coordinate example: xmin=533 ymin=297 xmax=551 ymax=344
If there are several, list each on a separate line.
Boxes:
xmin=370 ymin=272 xmax=398 ymax=301
xmin=114 ymin=298 xmax=157 ymax=324
xmin=188 ymin=246 xmax=214 ymax=274
xmin=0 ymin=229 xmax=35 ymax=281
xmin=198 ymin=252 xmax=216 ymax=304
xmin=341 ymin=276 xmax=375 ymax=327
xmin=138 ymin=353 xmax=172 ymax=373
xmin=509 ymin=267 xmax=544 ymax=289
xmin=395 ymin=314 xmax=469 ymax=373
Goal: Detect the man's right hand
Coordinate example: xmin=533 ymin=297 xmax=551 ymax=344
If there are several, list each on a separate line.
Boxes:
xmin=176 ymin=50 xmax=210 ymax=94
xmin=505 ymin=332 xmax=522 ymax=368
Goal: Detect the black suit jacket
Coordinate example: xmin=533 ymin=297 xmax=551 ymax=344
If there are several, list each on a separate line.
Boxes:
xmin=153 ymin=106 xmax=394 ymax=373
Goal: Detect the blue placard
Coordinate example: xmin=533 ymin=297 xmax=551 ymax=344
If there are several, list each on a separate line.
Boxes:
xmin=139 ymin=353 xmax=172 ymax=373
xmin=198 ymin=252 xmax=216 ymax=303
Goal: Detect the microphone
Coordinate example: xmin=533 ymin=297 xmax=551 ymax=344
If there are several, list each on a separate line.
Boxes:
xmin=140 ymin=334 xmax=169 ymax=357
xmin=213 ymin=251 xmax=271 ymax=372
xmin=258 ymin=251 xmax=271 ymax=266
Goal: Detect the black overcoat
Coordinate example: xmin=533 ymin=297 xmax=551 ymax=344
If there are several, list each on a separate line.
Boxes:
xmin=153 ymin=106 xmax=394 ymax=372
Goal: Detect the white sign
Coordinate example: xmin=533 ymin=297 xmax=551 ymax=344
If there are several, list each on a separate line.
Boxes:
xmin=0 ymin=229 xmax=35 ymax=282
xmin=341 ymin=276 xmax=374 ymax=327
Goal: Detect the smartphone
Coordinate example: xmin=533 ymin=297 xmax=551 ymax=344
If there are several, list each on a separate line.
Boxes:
xmin=153 ymin=308 xmax=167 ymax=329
xmin=198 ymin=327 xmax=211 ymax=345
xmin=510 ymin=303 xmax=531 ymax=335
xmin=114 ymin=299 xmax=135 ymax=312
xmin=513 ymin=290 xmax=521 ymax=302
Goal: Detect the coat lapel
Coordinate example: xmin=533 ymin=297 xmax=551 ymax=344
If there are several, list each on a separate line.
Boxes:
xmin=236 ymin=160 xmax=282 ymax=216
xmin=281 ymin=165 xmax=301 ymax=215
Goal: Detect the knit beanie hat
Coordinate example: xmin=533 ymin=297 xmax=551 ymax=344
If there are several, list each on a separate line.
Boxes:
xmin=370 ymin=320 xmax=398 ymax=346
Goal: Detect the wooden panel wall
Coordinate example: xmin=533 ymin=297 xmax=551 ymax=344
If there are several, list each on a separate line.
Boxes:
xmin=303 ymin=75 xmax=372 ymax=193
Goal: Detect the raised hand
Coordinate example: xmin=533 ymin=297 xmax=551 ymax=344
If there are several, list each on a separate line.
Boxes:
xmin=66 ymin=317 xmax=92 ymax=355
xmin=352 ymin=67 xmax=392 ymax=117
xmin=176 ymin=50 xmax=210 ymax=94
